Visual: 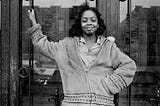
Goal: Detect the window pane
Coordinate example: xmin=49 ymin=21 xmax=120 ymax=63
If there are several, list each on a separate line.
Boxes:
xmin=120 ymin=0 xmax=160 ymax=106
xmin=21 ymin=0 xmax=95 ymax=105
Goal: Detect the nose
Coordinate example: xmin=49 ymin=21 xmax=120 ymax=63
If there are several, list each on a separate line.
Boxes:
xmin=86 ymin=20 xmax=92 ymax=25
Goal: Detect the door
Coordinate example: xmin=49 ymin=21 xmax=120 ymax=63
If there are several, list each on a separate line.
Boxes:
xmin=19 ymin=0 xmax=97 ymax=106
xmin=119 ymin=0 xmax=160 ymax=106
xmin=19 ymin=0 xmax=64 ymax=106
xmin=18 ymin=0 xmax=160 ymax=106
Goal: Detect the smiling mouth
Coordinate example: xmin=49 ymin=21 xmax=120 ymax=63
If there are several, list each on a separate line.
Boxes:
xmin=86 ymin=27 xmax=94 ymax=30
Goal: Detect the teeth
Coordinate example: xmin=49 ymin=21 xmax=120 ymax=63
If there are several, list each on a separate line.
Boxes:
xmin=87 ymin=27 xmax=93 ymax=30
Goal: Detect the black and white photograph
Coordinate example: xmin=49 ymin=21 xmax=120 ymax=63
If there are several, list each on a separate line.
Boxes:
xmin=0 ymin=0 xmax=160 ymax=106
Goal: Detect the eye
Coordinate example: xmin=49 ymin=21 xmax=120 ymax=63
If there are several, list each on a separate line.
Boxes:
xmin=91 ymin=17 xmax=97 ymax=22
xmin=82 ymin=18 xmax=87 ymax=23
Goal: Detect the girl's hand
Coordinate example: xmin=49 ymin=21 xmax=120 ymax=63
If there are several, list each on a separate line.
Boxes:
xmin=28 ymin=9 xmax=37 ymax=26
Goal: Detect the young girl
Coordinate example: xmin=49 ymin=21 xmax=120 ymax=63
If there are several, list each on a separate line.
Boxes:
xmin=28 ymin=6 xmax=136 ymax=106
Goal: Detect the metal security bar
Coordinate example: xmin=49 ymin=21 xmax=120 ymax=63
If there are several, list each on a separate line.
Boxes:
xmin=127 ymin=0 xmax=131 ymax=106
xmin=29 ymin=0 xmax=34 ymax=106
xmin=18 ymin=0 xmax=34 ymax=106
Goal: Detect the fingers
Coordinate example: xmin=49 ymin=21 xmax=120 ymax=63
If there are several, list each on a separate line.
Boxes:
xmin=27 ymin=9 xmax=37 ymax=25
xmin=28 ymin=9 xmax=35 ymax=15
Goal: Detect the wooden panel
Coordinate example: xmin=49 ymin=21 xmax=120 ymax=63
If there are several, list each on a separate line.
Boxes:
xmin=10 ymin=0 xmax=20 ymax=106
xmin=1 ymin=0 xmax=10 ymax=106
xmin=97 ymin=0 xmax=107 ymax=36
xmin=0 ymin=0 xmax=20 ymax=105
xmin=97 ymin=0 xmax=120 ymax=38
xmin=0 ymin=1 xmax=1 ymax=30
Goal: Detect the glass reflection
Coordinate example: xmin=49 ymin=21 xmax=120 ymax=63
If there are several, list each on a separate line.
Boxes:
xmin=21 ymin=0 xmax=96 ymax=106
xmin=120 ymin=0 xmax=160 ymax=106
xmin=20 ymin=0 xmax=160 ymax=105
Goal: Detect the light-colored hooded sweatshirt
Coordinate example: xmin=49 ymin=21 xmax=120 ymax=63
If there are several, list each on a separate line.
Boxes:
xmin=29 ymin=24 xmax=137 ymax=106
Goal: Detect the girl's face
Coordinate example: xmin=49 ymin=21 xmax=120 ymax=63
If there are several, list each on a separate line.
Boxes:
xmin=81 ymin=10 xmax=99 ymax=36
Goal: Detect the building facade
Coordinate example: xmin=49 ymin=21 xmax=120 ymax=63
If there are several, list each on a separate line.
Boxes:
xmin=1 ymin=0 xmax=160 ymax=106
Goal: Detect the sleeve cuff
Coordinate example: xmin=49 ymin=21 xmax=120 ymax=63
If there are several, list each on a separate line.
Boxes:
xmin=102 ymin=73 xmax=127 ymax=94
xmin=28 ymin=23 xmax=41 ymax=35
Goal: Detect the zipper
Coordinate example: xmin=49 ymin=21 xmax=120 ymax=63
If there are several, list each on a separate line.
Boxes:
xmin=74 ymin=38 xmax=93 ymax=106
xmin=84 ymin=71 xmax=93 ymax=106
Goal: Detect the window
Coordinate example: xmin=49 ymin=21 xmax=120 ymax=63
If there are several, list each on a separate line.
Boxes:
xmin=119 ymin=0 xmax=160 ymax=105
